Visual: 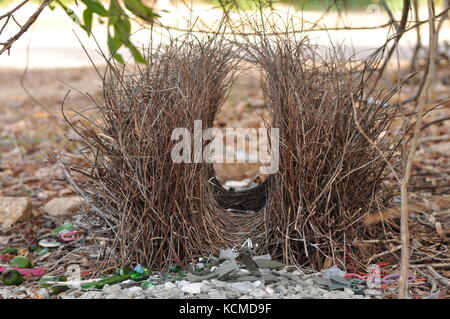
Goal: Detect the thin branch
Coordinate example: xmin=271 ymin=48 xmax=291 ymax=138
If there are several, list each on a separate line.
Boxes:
xmin=0 ymin=0 xmax=51 ymax=56
xmin=398 ymin=0 xmax=437 ymax=299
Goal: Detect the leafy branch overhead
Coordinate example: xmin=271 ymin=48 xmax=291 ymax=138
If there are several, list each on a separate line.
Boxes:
xmin=52 ymin=0 xmax=159 ymax=63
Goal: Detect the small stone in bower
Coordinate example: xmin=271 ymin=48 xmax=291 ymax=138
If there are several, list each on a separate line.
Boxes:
xmin=294 ymin=285 xmax=303 ymax=293
xmin=181 ymin=282 xmax=203 ymax=294
xmin=265 ymin=287 xmax=275 ymax=294
xmin=43 ymin=196 xmax=82 ymax=217
xmin=164 ymin=281 xmax=177 ymax=290
xmin=208 ymin=290 xmax=226 ymax=299
xmin=229 ymin=281 xmax=254 ymax=293
xmin=254 ymin=259 xmax=285 ymax=270
xmin=321 ymin=292 xmax=333 ymax=299
xmin=176 ymin=280 xmax=190 ymax=288
xmin=219 ymin=248 xmax=239 ymax=261
xmin=80 ymin=291 xmax=103 ymax=299
xmin=152 ymin=290 xmax=172 ymax=299
xmin=127 ymin=286 xmax=143 ymax=296
xmin=0 ymin=197 xmax=33 ymax=229
xmin=238 ymin=295 xmax=254 ymax=299
xmin=344 ymin=287 xmax=355 ymax=296
xmin=249 ymin=289 xmax=266 ymax=298
xmin=335 ymin=291 xmax=352 ymax=299
xmin=225 ymin=291 xmax=242 ymax=299
xmin=364 ymin=289 xmax=382 ymax=296
xmin=37 ymin=288 xmax=50 ymax=299
xmin=210 ymin=279 xmax=227 ymax=288
xmin=201 ymin=284 xmax=212 ymax=293
xmin=100 ymin=284 xmax=118 ymax=295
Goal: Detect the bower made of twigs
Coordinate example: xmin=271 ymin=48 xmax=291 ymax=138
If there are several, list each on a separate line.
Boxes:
xmin=66 ymin=33 xmax=403 ymax=271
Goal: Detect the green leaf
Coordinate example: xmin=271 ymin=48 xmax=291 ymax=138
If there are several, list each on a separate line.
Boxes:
xmin=124 ymin=0 xmax=159 ymax=22
xmin=55 ymin=0 xmax=82 ymax=26
xmin=108 ymin=0 xmax=123 ymax=25
xmin=113 ymin=17 xmax=131 ymax=41
xmin=125 ymin=41 xmax=147 ymax=64
xmin=107 ymin=32 xmax=125 ymax=64
xmin=80 ymin=0 xmax=108 ymax=16
xmin=82 ymin=8 xmax=93 ymax=35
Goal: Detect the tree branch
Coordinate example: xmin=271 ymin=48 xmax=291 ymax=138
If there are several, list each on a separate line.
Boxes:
xmin=0 ymin=0 xmax=51 ymax=56
xmin=398 ymin=0 xmax=437 ymax=299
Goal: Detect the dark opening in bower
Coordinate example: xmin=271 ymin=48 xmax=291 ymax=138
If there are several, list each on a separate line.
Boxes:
xmin=211 ymin=177 xmax=268 ymax=213
xmin=210 ymin=67 xmax=271 ymax=214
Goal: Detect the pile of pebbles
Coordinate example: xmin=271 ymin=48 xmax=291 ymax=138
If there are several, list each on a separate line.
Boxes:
xmin=0 ymin=249 xmax=385 ymax=299
xmin=0 ymin=274 xmax=383 ymax=299
xmin=56 ymin=267 xmax=382 ymax=300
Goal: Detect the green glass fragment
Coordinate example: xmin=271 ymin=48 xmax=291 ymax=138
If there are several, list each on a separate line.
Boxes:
xmin=10 ymin=256 xmax=32 ymax=268
xmin=2 ymin=269 xmax=24 ymax=286
xmin=0 ymin=248 xmax=18 ymax=255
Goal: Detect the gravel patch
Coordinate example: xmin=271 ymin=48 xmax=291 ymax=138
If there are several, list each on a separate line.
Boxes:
xmin=0 ymin=266 xmax=383 ymax=299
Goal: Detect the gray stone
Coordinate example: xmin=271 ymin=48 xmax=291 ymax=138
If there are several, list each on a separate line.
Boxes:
xmin=294 ymin=285 xmax=303 ymax=293
xmin=265 ymin=287 xmax=275 ymax=294
xmin=254 ymin=259 xmax=285 ymax=270
xmin=336 ymin=291 xmax=352 ymax=299
xmin=229 ymin=281 xmax=254 ymax=293
xmin=80 ymin=291 xmax=104 ymax=299
xmin=364 ymin=289 xmax=382 ymax=296
xmin=210 ymin=279 xmax=228 ymax=288
xmin=103 ymin=284 xmax=121 ymax=294
xmin=176 ymin=280 xmax=190 ymax=289
xmin=344 ymin=287 xmax=355 ymax=296
xmin=43 ymin=196 xmax=82 ymax=217
xmin=181 ymin=282 xmax=203 ymax=294
xmin=249 ymin=289 xmax=266 ymax=298
xmin=201 ymin=284 xmax=212 ymax=293
xmin=152 ymin=290 xmax=172 ymax=299
xmin=217 ymin=260 xmax=239 ymax=279
xmin=303 ymin=278 xmax=314 ymax=286
xmin=225 ymin=291 xmax=242 ymax=299
xmin=219 ymin=248 xmax=239 ymax=261
xmin=208 ymin=290 xmax=226 ymax=299
xmin=164 ymin=282 xmax=177 ymax=290
xmin=321 ymin=266 xmax=346 ymax=280
xmin=274 ymin=285 xmax=288 ymax=295
xmin=37 ymin=288 xmax=50 ymax=298
xmin=0 ymin=197 xmax=33 ymax=229
xmin=127 ymin=286 xmax=143 ymax=297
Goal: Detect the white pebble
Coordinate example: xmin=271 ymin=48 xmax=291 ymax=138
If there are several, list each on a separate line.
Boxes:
xmin=181 ymin=283 xmax=203 ymax=294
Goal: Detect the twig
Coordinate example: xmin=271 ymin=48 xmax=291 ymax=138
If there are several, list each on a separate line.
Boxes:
xmin=0 ymin=0 xmax=51 ymax=56
xmin=426 ymin=266 xmax=450 ymax=287
xmin=410 ymin=263 xmax=450 ymax=269
xmin=399 ymin=0 xmax=437 ymax=299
